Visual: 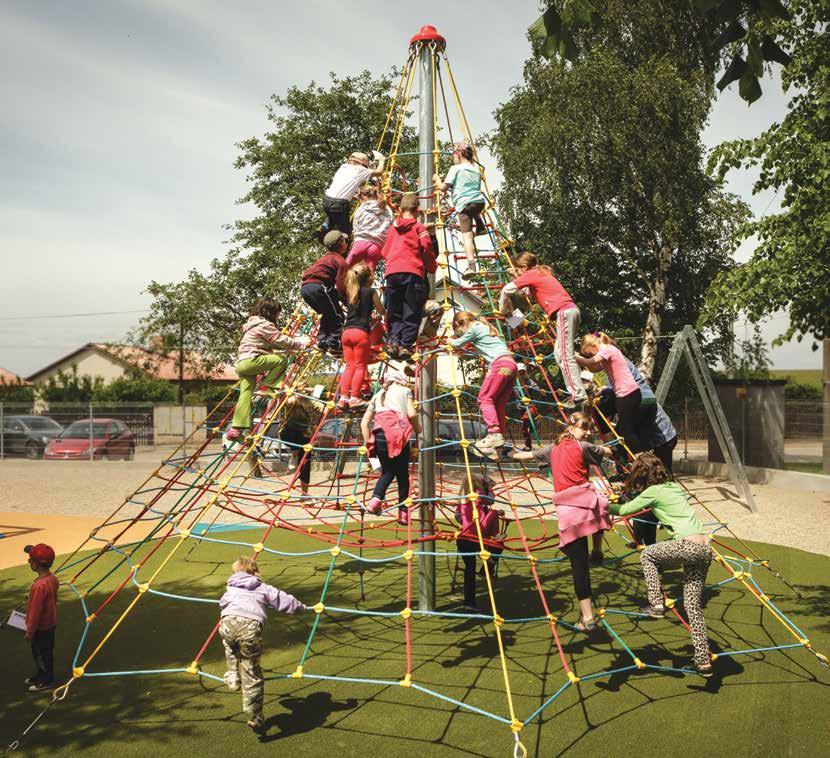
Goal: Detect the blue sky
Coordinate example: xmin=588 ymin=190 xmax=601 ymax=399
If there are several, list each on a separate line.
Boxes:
xmin=0 ymin=0 xmax=819 ymax=377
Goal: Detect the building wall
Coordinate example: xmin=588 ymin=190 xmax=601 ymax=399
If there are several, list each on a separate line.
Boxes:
xmin=30 ymin=350 xmax=127 ymax=384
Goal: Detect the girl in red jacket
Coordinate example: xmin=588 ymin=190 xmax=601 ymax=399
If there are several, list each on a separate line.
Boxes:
xmin=381 ymin=194 xmax=437 ymax=361
xmin=498 ymin=252 xmax=586 ymax=408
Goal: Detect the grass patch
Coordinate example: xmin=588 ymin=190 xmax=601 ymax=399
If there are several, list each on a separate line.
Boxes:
xmin=1 ymin=527 xmax=829 ymax=757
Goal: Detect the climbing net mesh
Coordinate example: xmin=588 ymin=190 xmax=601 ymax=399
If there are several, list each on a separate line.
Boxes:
xmin=39 ymin=39 xmax=825 ymax=756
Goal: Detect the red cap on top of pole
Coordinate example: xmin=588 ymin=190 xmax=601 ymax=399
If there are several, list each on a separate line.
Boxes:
xmin=409 ymin=24 xmax=446 ymax=50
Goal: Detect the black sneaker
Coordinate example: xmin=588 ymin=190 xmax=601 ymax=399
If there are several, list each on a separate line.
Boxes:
xmin=639 ymin=604 xmax=666 ymax=619
xmin=28 ymin=681 xmax=53 ymax=692
xmin=386 ymin=343 xmax=400 ymax=360
xmin=397 ymin=346 xmax=414 ymax=362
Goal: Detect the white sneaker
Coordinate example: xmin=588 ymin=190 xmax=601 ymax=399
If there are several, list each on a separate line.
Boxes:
xmin=476 ymin=433 xmax=504 ymax=450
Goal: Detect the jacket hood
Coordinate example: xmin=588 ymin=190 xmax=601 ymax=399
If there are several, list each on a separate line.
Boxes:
xmin=242 ymin=315 xmax=270 ymax=334
xmin=392 ymin=218 xmax=417 ymax=234
xmin=227 ymin=571 xmax=263 ymax=590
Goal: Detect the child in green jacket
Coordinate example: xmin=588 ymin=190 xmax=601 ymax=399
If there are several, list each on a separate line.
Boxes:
xmin=610 ymin=452 xmax=714 ymax=677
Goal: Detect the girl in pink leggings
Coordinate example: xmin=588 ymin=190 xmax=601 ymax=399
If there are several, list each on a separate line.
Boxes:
xmin=450 ymin=311 xmax=517 ymax=460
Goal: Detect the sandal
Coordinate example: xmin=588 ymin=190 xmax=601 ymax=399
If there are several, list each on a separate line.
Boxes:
xmin=574 ymin=617 xmax=599 ymax=633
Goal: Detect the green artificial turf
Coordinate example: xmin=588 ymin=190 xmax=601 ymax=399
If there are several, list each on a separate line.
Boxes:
xmin=1 ymin=526 xmax=829 ymax=758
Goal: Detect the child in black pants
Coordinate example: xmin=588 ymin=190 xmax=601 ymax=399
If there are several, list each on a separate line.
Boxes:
xmin=23 ymin=543 xmax=59 ymax=692
xmin=301 ymin=230 xmax=349 ymax=355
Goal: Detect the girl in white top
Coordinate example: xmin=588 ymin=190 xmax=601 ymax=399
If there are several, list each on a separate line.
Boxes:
xmin=323 ymin=151 xmax=386 ymax=235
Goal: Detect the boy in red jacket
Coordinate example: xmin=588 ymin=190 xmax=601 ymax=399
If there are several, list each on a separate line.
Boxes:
xmin=301 ymin=230 xmax=349 ymax=356
xmin=381 ymin=194 xmax=436 ymax=360
xmin=23 ymin=543 xmax=59 ymax=692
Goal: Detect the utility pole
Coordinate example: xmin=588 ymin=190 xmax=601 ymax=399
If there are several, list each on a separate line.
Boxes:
xmin=412 ymin=25 xmax=444 ymax=612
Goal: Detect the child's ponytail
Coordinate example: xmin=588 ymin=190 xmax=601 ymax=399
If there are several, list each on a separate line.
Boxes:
xmin=345 ymin=263 xmax=372 ymax=305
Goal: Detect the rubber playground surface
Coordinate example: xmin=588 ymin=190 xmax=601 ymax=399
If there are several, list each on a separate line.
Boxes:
xmin=2 ymin=527 xmax=829 ymax=757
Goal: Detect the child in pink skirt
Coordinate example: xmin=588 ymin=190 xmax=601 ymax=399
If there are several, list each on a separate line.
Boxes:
xmin=346 ymin=184 xmax=394 ymax=271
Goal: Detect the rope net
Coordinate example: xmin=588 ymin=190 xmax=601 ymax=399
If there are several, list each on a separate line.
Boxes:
xmin=35 ymin=39 xmax=825 ymax=754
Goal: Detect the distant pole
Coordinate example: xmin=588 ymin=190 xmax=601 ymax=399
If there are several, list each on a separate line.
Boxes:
xmin=823 ymin=339 xmax=829 ymax=475
xmin=412 ymin=25 xmax=445 ymax=612
xmin=89 ymin=402 xmax=94 ymax=462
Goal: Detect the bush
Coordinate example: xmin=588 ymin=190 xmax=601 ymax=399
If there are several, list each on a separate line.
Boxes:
xmin=785 ymin=381 xmax=822 ymax=401
xmin=0 ymin=380 xmax=35 ymax=402
xmin=94 ymin=372 xmax=176 ymax=403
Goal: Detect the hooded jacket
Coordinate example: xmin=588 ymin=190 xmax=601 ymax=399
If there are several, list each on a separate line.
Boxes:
xmin=237 ymin=316 xmax=307 ymax=363
xmin=381 ymin=217 xmax=437 ymax=278
xmin=219 ymin=571 xmax=306 ymax=625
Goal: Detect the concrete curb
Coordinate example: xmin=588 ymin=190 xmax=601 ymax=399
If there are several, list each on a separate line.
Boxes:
xmin=676 ymin=460 xmax=830 ymax=493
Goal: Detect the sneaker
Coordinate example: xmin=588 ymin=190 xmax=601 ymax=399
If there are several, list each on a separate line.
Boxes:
xmin=225 ymin=427 xmax=244 ymax=441
xmin=365 ymin=497 xmax=383 ymax=515
xmin=28 ymin=681 xmax=52 ymax=693
xmin=223 ymin=672 xmax=240 ymax=691
xmin=639 ymin=604 xmax=666 ymax=619
xmin=397 ymin=507 xmax=410 ymax=526
xmin=24 ymin=676 xmax=38 ymax=686
xmin=694 ymin=662 xmax=714 ymax=678
xmin=348 ymin=398 xmax=369 ymax=412
xmin=397 ymin=346 xmax=414 ymax=362
xmin=247 ymin=717 xmax=265 ymax=733
xmin=336 ymin=397 xmax=349 ymax=411
xmin=386 ymin=343 xmax=400 ymax=360
xmin=476 ymin=432 xmax=504 ymax=451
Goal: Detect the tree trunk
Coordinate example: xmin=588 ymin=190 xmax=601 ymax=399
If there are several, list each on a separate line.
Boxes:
xmin=639 ymin=243 xmax=673 ymax=383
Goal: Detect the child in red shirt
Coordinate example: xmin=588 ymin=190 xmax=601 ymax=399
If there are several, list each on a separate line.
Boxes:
xmin=301 ymin=230 xmax=349 ymax=355
xmin=381 ymin=193 xmax=436 ymax=360
xmin=498 ymin=252 xmax=586 ymax=408
xmin=23 ymin=543 xmax=59 ymax=691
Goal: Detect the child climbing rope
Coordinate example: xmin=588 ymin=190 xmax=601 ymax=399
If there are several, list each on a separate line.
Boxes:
xmin=455 ymin=475 xmax=504 ymax=611
xmin=219 ymin=556 xmax=308 ymax=733
xmin=610 ymin=453 xmax=714 ymax=677
xmin=449 ymin=310 xmax=517 ymax=459
xmin=227 ymin=297 xmax=309 ymax=441
xmin=433 ymin=141 xmax=486 ymax=279
xmin=576 ymin=332 xmax=644 ymax=452
xmin=22 ymin=543 xmax=59 ymax=692
xmin=360 ymin=367 xmax=419 ymax=525
xmin=323 ymin=151 xmax=385 ymax=235
xmin=346 ymin=184 xmax=394 ymax=271
xmin=279 ymin=388 xmax=325 ymax=496
xmin=301 ymin=230 xmax=349 ymax=356
xmin=498 ymin=252 xmax=586 ymax=409
xmin=339 ymin=263 xmax=386 ymax=411
xmin=510 ymin=412 xmax=612 ymax=631
xmin=381 ymin=193 xmax=436 ymax=361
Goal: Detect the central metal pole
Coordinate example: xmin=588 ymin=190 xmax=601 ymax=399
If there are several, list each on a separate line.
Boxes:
xmin=416 ymin=36 xmax=438 ymax=612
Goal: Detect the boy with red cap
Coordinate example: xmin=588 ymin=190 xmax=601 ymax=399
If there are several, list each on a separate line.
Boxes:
xmin=381 ymin=193 xmax=436 ymax=360
xmin=23 ymin=543 xmax=59 ymax=691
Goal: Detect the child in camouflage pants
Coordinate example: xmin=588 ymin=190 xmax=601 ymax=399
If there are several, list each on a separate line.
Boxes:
xmin=219 ymin=557 xmax=307 ymax=732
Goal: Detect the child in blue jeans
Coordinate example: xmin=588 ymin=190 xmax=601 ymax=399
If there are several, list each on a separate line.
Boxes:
xmin=219 ymin=557 xmax=308 ymax=732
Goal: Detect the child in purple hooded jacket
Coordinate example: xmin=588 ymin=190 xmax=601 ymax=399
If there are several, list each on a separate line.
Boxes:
xmin=219 ymin=556 xmax=307 ymax=733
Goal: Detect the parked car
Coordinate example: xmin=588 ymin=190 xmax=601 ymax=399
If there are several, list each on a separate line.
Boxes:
xmin=0 ymin=415 xmax=63 ymax=459
xmin=44 ymin=418 xmax=135 ymax=461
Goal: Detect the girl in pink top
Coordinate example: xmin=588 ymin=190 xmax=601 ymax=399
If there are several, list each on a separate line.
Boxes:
xmin=498 ymin=252 xmax=586 ymax=407
xmin=510 ymin=412 xmax=612 ymax=632
xmin=576 ymin=332 xmax=644 ymax=453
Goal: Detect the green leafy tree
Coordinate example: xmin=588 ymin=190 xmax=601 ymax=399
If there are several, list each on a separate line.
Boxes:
xmin=724 ymin=323 xmax=772 ymax=379
xmin=492 ymin=1 xmax=750 ymax=381
xmin=40 ymin=366 xmax=106 ymax=403
xmin=0 ymin=378 xmax=35 ymax=402
xmin=704 ymin=0 xmax=829 ymax=347
xmin=93 ymin=370 xmax=176 ymax=403
xmin=139 ymin=70 xmax=416 ymax=370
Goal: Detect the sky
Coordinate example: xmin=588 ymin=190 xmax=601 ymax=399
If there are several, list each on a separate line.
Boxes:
xmin=0 ymin=0 xmax=820 ymax=378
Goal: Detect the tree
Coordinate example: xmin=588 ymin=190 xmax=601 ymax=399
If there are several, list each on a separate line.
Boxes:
xmin=529 ymin=0 xmax=794 ymax=104
xmin=703 ymin=0 xmax=829 ymax=347
xmin=94 ymin=371 xmax=176 ymax=403
xmin=138 ymin=71 xmax=416 ymax=370
xmin=492 ymin=1 xmax=750 ymax=380
xmin=40 ymin=367 xmax=106 ymax=403
xmin=723 ymin=323 xmax=772 ymax=379
xmin=0 ymin=379 xmax=35 ymax=402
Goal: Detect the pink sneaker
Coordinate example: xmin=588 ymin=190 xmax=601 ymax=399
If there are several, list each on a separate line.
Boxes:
xmin=336 ymin=397 xmax=349 ymax=411
xmin=226 ymin=427 xmax=243 ymax=441
xmin=397 ymin=508 xmax=410 ymax=526
xmin=365 ymin=497 xmax=383 ymax=515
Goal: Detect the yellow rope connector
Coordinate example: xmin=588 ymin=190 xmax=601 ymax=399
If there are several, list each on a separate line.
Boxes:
xmin=86 ymin=613 xmax=96 ymax=623
xmin=326 ymin=400 xmax=336 ymax=410
xmin=441 ymin=301 xmax=452 ymax=311
xmin=346 ymin=495 xmax=357 ymax=505
xmin=597 ymin=608 xmax=606 ymax=618
xmin=547 ymin=613 xmax=557 ymax=623
xmin=186 ymin=662 xmax=199 ymax=675
xmin=73 ymin=666 xmax=85 ymax=679
xmin=401 ymin=607 xmax=412 ymax=619
xmin=479 ymin=550 xmax=491 ymax=561
xmin=710 ymin=653 xmax=718 ymax=661
xmin=412 ymin=352 xmax=421 ymax=362
xmin=451 ymin=388 xmax=461 ymax=398
xmin=528 ymin=554 xmax=538 ymax=564
xmin=815 ymin=652 xmax=828 ymax=665
xmin=800 ymin=638 xmax=810 ymax=647
xmin=252 ymin=542 xmax=264 ymax=553
xmin=510 ymin=719 xmax=523 ymax=734
xmin=633 ymin=658 xmax=646 ymax=670
xmin=284 ymin=388 xmax=294 ymax=398
xmin=307 ymin=527 xmax=314 ymax=534
xmin=665 ymin=598 xmax=676 ymax=609
xmin=137 ymin=582 xmax=149 ymax=594
xmin=521 ymin=396 xmax=531 ymax=406
xmin=399 ymin=673 xmax=412 ymax=687
xmin=734 ymin=570 xmax=745 ymax=580
xmin=403 ymin=549 xmax=414 ymax=561
xmin=635 ymin=543 xmax=645 ymax=551
xmin=460 ymin=439 xmax=471 ymax=448
xmin=404 ymin=497 xmax=413 ymax=506
xmin=567 ymin=671 xmax=580 ymax=684
xmin=302 ymin=443 xmax=313 ymax=453
xmin=357 ymin=445 xmax=368 ymax=455
xmin=493 ymin=614 xmax=504 ymax=627
xmin=534 ymin=355 xmax=544 ymax=364
xmin=313 ymin=602 xmax=325 ymax=614
xmin=329 ymin=546 xmax=341 ymax=557
xmin=179 ymin=529 xmax=190 ymax=539
xmin=291 ymin=665 xmax=304 ymax=679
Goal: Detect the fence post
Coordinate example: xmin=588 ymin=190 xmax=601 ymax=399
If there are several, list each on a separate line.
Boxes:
xmin=89 ymin=402 xmax=94 ymax=462
xmin=181 ymin=401 xmax=186 ymax=455
xmin=1 ymin=402 xmax=4 ymax=460
xmin=683 ymin=396 xmax=688 ymax=460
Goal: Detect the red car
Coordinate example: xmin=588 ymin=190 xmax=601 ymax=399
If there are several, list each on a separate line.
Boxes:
xmin=44 ymin=418 xmax=135 ymax=461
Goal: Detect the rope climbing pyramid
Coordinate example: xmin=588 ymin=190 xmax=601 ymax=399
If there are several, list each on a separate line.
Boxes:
xmin=14 ymin=24 xmax=826 ymax=757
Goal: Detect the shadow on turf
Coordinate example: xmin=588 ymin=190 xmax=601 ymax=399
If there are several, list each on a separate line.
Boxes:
xmin=257 ymin=691 xmax=358 ymax=741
